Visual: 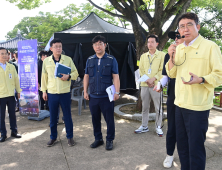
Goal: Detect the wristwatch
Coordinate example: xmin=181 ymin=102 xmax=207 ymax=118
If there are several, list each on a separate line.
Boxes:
xmin=115 ymin=92 xmax=120 ymax=96
xmin=200 ymin=77 xmax=205 ymax=84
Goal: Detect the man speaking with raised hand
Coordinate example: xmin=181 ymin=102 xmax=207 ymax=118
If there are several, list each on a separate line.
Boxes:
xmin=166 ymin=12 xmax=222 ymax=170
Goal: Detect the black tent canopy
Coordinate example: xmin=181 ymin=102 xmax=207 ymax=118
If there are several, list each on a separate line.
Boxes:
xmin=46 ymin=12 xmax=138 ymax=89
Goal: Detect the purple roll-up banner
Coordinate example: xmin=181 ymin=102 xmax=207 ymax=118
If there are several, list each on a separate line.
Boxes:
xmin=18 ymin=39 xmax=39 ymax=117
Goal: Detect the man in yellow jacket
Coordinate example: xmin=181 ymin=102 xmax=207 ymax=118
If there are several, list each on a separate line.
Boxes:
xmin=135 ymin=35 xmax=165 ymax=136
xmin=0 ymin=47 xmax=22 ymax=142
xmin=167 ymin=13 xmax=222 ymax=170
xmin=41 ymin=38 xmax=79 ymax=147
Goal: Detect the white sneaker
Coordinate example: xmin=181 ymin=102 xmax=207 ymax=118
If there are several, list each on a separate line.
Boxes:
xmin=163 ymin=155 xmax=174 ymax=168
xmin=134 ymin=125 xmax=149 ymax=134
xmin=156 ymin=128 xmax=163 ymax=137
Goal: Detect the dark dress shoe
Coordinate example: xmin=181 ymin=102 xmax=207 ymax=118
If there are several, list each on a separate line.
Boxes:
xmin=47 ymin=139 xmax=57 ymax=147
xmin=15 ymin=107 xmax=19 ymax=112
xmin=90 ymin=139 xmax=104 ymax=148
xmin=106 ymin=141 xmax=113 ymax=150
xmin=0 ymin=136 xmax=7 ymax=142
xmin=11 ymin=132 xmax=22 ymax=138
xmin=68 ymin=138 xmax=75 ymax=147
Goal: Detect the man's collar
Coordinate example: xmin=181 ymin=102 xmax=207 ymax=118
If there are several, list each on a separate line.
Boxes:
xmin=181 ymin=35 xmax=203 ymax=49
xmin=0 ymin=62 xmax=6 ymax=65
xmin=148 ymin=49 xmax=159 ymax=56
xmin=95 ymin=53 xmax=107 ymax=59
xmin=52 ymin=55 xmax=61 ymax=61
xmin=183 ymin=35 xmax=199 ymax=47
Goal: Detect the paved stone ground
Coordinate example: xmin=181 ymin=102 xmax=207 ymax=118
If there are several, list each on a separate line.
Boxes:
xmin=0 ymin=94 xmax=221 ymax=170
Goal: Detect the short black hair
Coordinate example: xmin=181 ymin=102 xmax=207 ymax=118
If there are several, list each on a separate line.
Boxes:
xmin=178 ymin=12 xmax=199 ymax=26
xmin=39 ymin=51 xmax=49 ymax=58
xmin=0 ymin=47 xmax=7 ymax=51
xmin=50 ymin=38 xmax=62 ymax=47
xmin=92 ymin=35 xmax=106 ymax=44
xmin=147 ymin=35 xmax=159 ymax=43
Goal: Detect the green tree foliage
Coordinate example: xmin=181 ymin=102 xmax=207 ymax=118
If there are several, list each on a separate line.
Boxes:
xmin=6 ymin=0 xmax=222 ymax=52
xmin=6 ymin=3 xmax=119 ymax=46
xmin=195 ymin=1 xmax=222 ymax=51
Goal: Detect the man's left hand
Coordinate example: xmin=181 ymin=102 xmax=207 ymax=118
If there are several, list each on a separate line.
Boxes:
xmin=60 ymin=74 xmax=70 ymax=81
xmin=17 ymin=93 xmax=20 ymax=99
xmin=114 ymin=94 xmax=120 ymax=101
xmin=146 ymin=77 xmax=156 ymax=87
xmin=182 ymin=72 xmax=202 ymax=85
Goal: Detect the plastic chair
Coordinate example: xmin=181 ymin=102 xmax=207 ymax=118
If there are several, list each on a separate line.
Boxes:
xmin=71 ymin=86 xmax=86 ymax=115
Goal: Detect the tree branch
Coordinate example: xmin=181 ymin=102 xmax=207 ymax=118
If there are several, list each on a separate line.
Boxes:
xmin=159 ymin=2 xmax=191 ymax=49
xmin=128 ymin=0 xmax=134 ymax=7
xmin=139 ymin=24 xmax=148 ymax=37
xmin=88 ymin=0 xmax=128 ymax=20
xmin=165 ymin=0 xmax=177 ymax=11
xmin=133 ymin=0 xmax=153 ymax=27
xmin=109 ymin=0 xmax=129 ymax=16
xmin=154 ymin=0 xmax=164 ymax=21
xmin=163 ymin=0 xmax=192 ymax=24
xmin=119 ymin=0 xmax=130 ymax=9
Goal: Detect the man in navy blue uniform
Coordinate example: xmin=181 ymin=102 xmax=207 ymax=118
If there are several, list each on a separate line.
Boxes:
xmin=84 ymin=35 xmax=120 ymax=150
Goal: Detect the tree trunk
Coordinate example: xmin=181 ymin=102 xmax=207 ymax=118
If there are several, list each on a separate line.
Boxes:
xmin=88 ymin=0 xmax=193 ymax=113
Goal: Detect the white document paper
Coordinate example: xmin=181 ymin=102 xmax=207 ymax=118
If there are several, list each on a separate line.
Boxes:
xmin=136 ymin=74 xmax=150 ymax=82
xmin=106 ymin=85 xmax=116 ymax=102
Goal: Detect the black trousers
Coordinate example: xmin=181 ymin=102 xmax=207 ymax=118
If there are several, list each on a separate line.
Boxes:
xmin=175 ymin=106 xmax=209 ymax=170
xmin=0 ymin=96 xmax=17 ymax=136
xmin=39 ymin=90 xmax=48 ymax=110
xmin=166 ymin=96 xmax=176 ymax=156
xmin=89 ymin=97 xmax=115 ymax=141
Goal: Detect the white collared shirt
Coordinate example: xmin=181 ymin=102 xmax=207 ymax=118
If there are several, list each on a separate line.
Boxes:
xmin=184 ymin=35 xmax=199 ymax=47
xmin=0 ymin=62 xmax=7 ymax=71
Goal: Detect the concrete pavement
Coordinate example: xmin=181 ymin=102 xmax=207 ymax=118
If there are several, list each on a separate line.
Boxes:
xmin=0 ymin=95 xmax=222 ymax=170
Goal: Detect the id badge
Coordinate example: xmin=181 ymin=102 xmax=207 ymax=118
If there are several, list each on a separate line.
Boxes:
xmin=148 ymin=69 xmax=152 ymax=74
xmin=9 ymin=73 xmax=12 ymax=79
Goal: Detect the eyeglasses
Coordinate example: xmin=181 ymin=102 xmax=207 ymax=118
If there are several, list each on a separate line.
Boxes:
xmin=93 ymin=43 xmax=104 ymax=47
xmin=52 ymin=46 xmax=62 ymax=49
xmin=0 ymin=52 xmax=8 ymax=56
xmin=178 ymin=23 xmax=194 ymax=30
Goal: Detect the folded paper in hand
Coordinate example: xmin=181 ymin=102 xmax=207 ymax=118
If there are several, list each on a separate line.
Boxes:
xmin=136 ymin=74 xmax=150 ymax=82
xmin=106 ymin=85 xmax=116 ymax=102
xmin=54 ymin=63 xmax=71 ymax=78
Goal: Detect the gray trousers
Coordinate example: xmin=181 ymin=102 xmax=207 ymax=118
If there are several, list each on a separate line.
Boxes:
xmin=141 ymin=87 xmax=162 ymax=127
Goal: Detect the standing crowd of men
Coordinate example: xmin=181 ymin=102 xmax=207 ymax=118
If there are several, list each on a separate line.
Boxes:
xmin=0 ymin=12 xmax=222 ymax=170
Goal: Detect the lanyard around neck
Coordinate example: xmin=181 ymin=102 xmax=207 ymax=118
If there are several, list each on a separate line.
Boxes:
xmin=148 ymin=55 xmax=153 ymax=67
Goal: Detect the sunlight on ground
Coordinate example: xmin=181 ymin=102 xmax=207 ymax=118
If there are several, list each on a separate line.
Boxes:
xmin=209 ymin=115 xmax=222 ymax=124
xmin=135 ymin=164 xmax=149 ymax=170
xmin=116 ymin=119 xmax=126 ymax=123
xmin=1 ymin=162 xmax=18 ymax=170
xmin=17 ymin=149 xmax=24 ymax=153
xmin=173 ymin=161 xmax=179 ymax=167
xmin=122 ymin=94 xmax=138 ymax=101
xmin=12 ymin=129 xmax=47 ymax=143
xmin=62 ymin=127 xmax=66 ymax=133
xmin=116 ymin=119 xmax=130 ymax=124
